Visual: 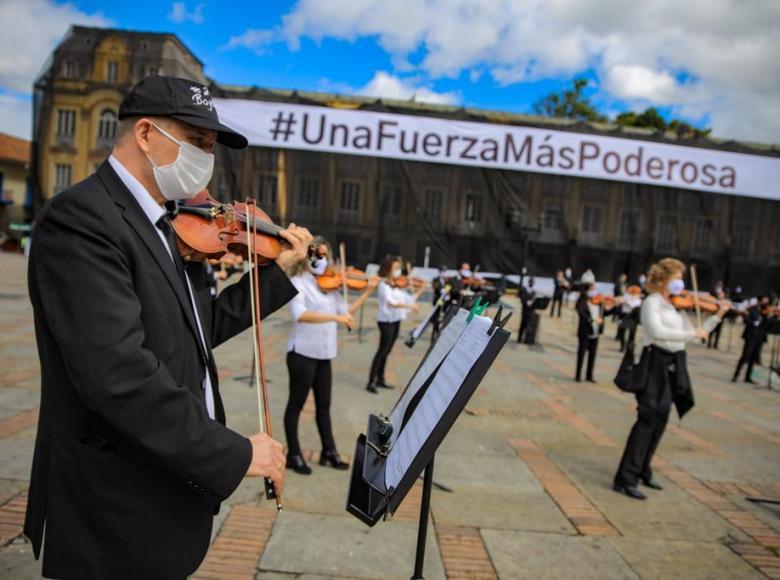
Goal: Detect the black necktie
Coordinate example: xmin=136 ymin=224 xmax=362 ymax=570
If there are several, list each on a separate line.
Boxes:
xmin=156 ymin=214 xmax=189 ymax=291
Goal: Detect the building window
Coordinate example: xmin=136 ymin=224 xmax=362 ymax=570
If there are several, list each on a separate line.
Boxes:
xmin=773 ymin=231 xmax=780 ymax=264
xmin=542 ymin=203 xmax=563 ymax=231
xmin=732 ymin=223 xmax=753 ymax=257
xmin=381 ymin=185 xmax=403 ymax=226
xmin=253 ymin=148 xmax=278 ymax=170
xmin=255 ymin=174 xmax=277 ymax=209
xmin=581 ymin=205 xmax=602 ymax=233
xmin=140 ymin=40 xmax=149 ymax=51
xmin=504 ymin=204 xmax=523 ymax=229
xmin=144 ymin=65 xmax=162 ymax=77
xmin=298 ymin=178 xmax=319 ymax=209
xmin=465 ymin=193 xmax=482 ymax=223
xmin=423 ymin=189 xmax=443 ymax=224
xmin=107 ymin=61 xmax=118 ymax=83
xmin=54 ymin=164 xmax=72 ymax=193
xmin=97 ymin=109 xmax=117 ymax=146
xmin=56 ymin=109 xmax=76 ymax=139
xmin=656 ymin=214 xmax=677 ymax=252
xmin=339 ymin=181 xmax=361 ymax=222
xmin=618 ymin=209 xmax=639 ymax=247
xmin=693 ymin=219 xmax=713 ymax=255
xmin=62 ymin=60 xmax=78 ymax=78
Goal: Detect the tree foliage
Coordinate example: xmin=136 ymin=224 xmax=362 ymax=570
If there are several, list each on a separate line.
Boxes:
xmin=533 ymin=79 xmax=711 ymax=139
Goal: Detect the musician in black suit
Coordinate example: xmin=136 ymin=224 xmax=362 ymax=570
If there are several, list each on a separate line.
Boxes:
xmin=517 ymin=277 xmax=537 ymax=343
xmin=550 ymin=270 xmax=567 ymax=318
xmin=732 ymin=296 xmax=770 ymax=383
xmin=23 ymin=76 xmax=312 ymax=579
xmin=575 ymin=272 xmax=602 ymax=382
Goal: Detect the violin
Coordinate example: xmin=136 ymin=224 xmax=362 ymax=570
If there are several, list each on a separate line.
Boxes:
xmin=170 ymin=190 xmax=321 ymax=266
xmin=670 ymin=290 xmax=721 ymax=314
xmin=590 ymin=294 xmax=616 ymax=309
xmin=317 ymin=266 xmax=370 ymax=291
xmin=392 ymin=275 xmax=425 ymax=289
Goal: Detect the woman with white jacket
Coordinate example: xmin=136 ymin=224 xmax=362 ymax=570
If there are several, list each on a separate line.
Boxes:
xmin=613 ymin=258 xmax=729 ymax=500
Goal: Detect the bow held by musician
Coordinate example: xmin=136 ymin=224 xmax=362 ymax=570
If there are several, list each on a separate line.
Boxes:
xmin=23 ymin=75 xmax=312 ymax=579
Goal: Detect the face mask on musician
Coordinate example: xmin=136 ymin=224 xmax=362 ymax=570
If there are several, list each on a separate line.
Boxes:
xmin=146 ymin=122 xmax=215 ymax=201
xmin=587 ymin=289 xmax=598 ymax=298
xmin=392 ymin=268 xmax=402 ymax=279
xmin=460 ymin=269 xmax=472 ymax=278
xmin=311 ymin=257 xmax=328 ymax=276
xmin=667 ymin=279 xmax=685 ymax=296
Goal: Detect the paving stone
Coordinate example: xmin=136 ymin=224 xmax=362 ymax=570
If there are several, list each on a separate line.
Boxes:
xmin=481 ymin=529 xmax=639 ymax=579
xmin=610 ymin=537 xmax=764 ymax=580
xmin=259 ymin=512 xmax=445 ymax=579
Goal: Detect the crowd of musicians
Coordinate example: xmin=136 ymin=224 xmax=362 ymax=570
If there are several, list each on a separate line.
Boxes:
xmin=22 ymin=76 xmax=779 ymax=577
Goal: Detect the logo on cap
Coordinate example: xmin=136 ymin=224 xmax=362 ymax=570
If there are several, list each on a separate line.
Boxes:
xmin=189 ymin=85 xmax=213 ymax=112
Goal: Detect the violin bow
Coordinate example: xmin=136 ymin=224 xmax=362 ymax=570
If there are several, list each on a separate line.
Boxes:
xmin=245 ymin=198 xmax=282 ymax=511
xmin=339 ymin=242 xmax=351 ymax=331
xmin=690 ymin=263 xmax=704 ymax=338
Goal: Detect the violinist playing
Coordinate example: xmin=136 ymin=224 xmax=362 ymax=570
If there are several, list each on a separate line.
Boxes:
xmin=732 ymin=295 xmax=772 ymax=384
xmin=575 ymin=271 xmax=603 ymax=382
xmin=283 ymin=237 xmax=378 ymax=474
xmin=23 ymin=76 xmax=313 ymax=579
xmin=367 ymin=255 xmax=425 ymax=393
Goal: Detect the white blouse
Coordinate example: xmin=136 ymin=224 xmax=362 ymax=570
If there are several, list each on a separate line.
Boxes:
xmin=377 ymin=281 xmax=404 ymax=323
xmin=641 ymin=292 xmax=720 ymax=352
xmin=286 ymin=272 xmax=347 ymax=360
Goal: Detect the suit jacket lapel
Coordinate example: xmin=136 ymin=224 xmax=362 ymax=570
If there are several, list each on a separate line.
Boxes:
xmin=96 ymin=162 xmax=206 ymax=356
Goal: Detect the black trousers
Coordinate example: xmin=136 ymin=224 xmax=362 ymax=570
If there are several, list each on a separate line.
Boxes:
xmin=707 ymin=321 xmax=722 ymax=349
xmin=369 ymin=321 xmax=400 ymax=384
xmin=550 ymin=292 xmax=563 ymax=317
xmin=734 ymin=337 xmax=761 ymax=381
xmin=615 ymin=409 xmax=669 ymax=486
xmin=576 ymin=336 xmax=598 ymax=380
xmin=617 ymin=322 xmax=638 ymax=352
xmin=284 ymin=351 xmax=336 ymax=457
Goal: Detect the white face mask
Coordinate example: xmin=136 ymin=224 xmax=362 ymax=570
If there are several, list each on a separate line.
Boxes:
xmin=146 ymin=122 xmax=215 ymax=201
xmin=667 ymin=279 xmax=685 ymax=295
xmin=311 ymin=257 xmax=328 ymax=276
xmin=392 ymin=268 xmax=402 ymax=279
xmin=587 ymin=289 xmax=597 ymax=298
xmin=460 ymin=269 xmax=472 ymax=278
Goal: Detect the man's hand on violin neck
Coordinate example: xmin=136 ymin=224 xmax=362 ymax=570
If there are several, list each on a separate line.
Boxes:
xmin=275 ymin=223 xmax=313 ymax=271
xmin=246 ymin=432 xmax=286 ymax=495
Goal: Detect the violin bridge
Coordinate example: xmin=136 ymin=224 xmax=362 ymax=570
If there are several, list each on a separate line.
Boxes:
xmin=224 ymin=205 xmax=235 ymax=224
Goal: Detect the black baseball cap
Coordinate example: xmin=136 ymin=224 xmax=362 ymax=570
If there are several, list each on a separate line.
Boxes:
xmin=119 ymin=76 xmax=248 ymax=149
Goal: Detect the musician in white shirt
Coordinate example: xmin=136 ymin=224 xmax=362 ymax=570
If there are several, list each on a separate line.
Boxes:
xmin=613 ymin=258 xmax=729 ymax=500
xmin=367 ymin=255 xmax=424 ymax=393
xmin=284 ymin=238 xmax=378 ymax=474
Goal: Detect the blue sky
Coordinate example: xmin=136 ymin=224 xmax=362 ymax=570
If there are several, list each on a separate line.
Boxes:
xmin=0 ymin=0 xmax=777 ymax=143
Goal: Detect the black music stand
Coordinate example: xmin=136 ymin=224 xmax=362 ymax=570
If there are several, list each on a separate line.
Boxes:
xmin=346 ymin=306 xmax=511 ymax=579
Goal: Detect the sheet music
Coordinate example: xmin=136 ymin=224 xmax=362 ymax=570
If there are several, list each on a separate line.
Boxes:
xmin=388 ymin=309 xmax=469 ymax=445
xmin=385 ymin=314 xmax=493 ymax=490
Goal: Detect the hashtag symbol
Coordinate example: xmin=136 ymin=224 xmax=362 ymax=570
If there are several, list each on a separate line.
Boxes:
xmin=270 ymin=111 xmax=296 ymax=141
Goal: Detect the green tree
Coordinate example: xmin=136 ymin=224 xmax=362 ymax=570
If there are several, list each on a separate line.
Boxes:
xmin=532 ymin=78 xmax=607 ymax=122
xmin=615 ymin=106 xmax=711 ymax=138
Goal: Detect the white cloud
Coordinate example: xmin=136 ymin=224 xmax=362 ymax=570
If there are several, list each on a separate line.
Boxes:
xmin=225 ymin=29 xmax=279 ymax=54
xmin=357 ymin=72 xmax=459 ymax=105
xmin=232 ymin=0 xmax=780 ymax=142
xmin=168 ymin=2 xmax=205 ymax=25
xmin=0 ymin=94 xmax=32 ymax=140
xmin=0 ymin=0 xmax=111 ymax=94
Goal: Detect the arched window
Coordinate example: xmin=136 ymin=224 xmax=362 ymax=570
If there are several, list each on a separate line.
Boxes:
xmin=97 ymin=109 xmax=117 ymax=144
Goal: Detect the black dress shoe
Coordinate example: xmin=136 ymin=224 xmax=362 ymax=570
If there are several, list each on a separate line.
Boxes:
xmin=319 ymin=450 xmax=349 ymax=470
xmin=286 ymin=453 xmax=312 ymax=475
xmin=376 ymin=381 xmax=395 ymax=389
xmin=613 ymin=483 xmax=647 ymax=500
xmin=745 ymin=378 xmax=755 ymax=384
xmin=731 ymin=375 xmax=738 ymax=383
xmin=641 ymin=479 xmax=663 ymax=490
xmin=575 ymin=377 xmax=582 ymax=382
xmin=366 ymin=382 xmax=378 ymax=393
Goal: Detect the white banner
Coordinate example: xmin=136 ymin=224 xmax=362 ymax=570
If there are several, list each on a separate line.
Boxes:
xmin=215 ymin=98 xmax=780 ymax=201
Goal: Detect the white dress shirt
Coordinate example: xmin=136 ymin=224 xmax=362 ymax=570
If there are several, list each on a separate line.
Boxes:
xmin=286 ymin=272 xmax=346 ymax=360
xmin=641 ymin=292 xmax=720 ymax=352
xmin=377 ymin=280 xmax=403 ymax=323
xmin=108 ymin=155 xmax=216 ymax=419
xmin=396 ymin=288 xmax=417 ymax=321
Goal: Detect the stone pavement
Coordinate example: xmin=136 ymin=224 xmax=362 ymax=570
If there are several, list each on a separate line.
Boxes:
xmin=0 ymin=250 xmax=779 ymax=579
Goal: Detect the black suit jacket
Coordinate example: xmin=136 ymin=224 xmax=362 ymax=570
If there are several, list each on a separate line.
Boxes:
xmin=24 ymin=162 xmax=297 ymax=579
xmin=576 ymin=295 xmax=597 ymax=339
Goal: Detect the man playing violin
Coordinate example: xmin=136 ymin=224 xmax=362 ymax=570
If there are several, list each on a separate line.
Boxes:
xmin=24 ymin=76 xmax=312 ymax=579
